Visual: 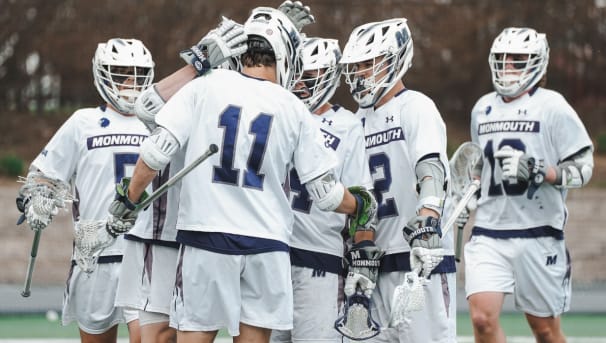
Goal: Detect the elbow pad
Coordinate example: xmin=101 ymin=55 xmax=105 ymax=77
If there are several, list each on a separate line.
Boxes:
xmin=134 ymin=85 xmax=165 ymax=132
xmin=554 ymin=148 xmax=593 ymax=188
xmin=305 ymin=171 xmax=345 ymax=211
xmin=415 ymin=156 xmax=447 ymax=214
xmin=139 ymin=127 xmax=180 ymax=171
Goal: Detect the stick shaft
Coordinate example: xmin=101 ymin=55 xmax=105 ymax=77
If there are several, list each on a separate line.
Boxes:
xmin=442 ymin=179 xmax=480 ymax=236
xmin=135 ymin=144 xmax=218 ymax=213
xmin=21 ymin=228 xmax=42 ymax=297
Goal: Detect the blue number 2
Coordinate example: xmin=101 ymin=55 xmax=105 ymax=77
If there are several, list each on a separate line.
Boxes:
xmin=213 ymin=105 xmax=273 ymax=190
xmin=368 ymin=152 xmax=397 ymax=219
xmin=114 ymin=153 xmax=139 ymax=183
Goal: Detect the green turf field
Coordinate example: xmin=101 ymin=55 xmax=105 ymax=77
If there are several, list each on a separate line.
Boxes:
xmin=0 ymin=312 xmax=604 ymax=338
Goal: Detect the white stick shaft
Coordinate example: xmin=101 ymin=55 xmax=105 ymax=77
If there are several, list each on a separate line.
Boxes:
xmin=442 ymin=179 xmax=480 ymax=236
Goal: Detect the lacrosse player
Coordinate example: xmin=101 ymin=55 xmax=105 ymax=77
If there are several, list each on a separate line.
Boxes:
xmin=269 ymin=37 xmax=375 ymax=343
xmin=340 ymin=18 xmax=456 ymax=342
xmin=114 ymin=17 xmax=247 ymax=343
xmin=106 ymin=6 xmax=377 ymax=343
xmin=465 ymin=27 xmax=594 ymax=343
xmin=15 ymin=38 xmax=155 ymax=343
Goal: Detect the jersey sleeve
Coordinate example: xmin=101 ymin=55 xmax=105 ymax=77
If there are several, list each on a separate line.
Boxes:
xmin=155 ymin=78 xmax=201 ymax=148
xmin=30 ymin=114 xmax=80 ymax=182
xmin=293 ymin=104 xmax=338 ymax=184
xmin=405 ymin=96 xmax=449 ymax=168
xmin=546 ymin=95 xmax=593 ymax=161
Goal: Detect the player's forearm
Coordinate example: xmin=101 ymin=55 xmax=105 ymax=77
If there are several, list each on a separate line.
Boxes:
xmin=154 ymin=65 xmax=197 ymax=100
xmin=335 ymin=189 xmax=357 ymax=215
xmin=127 ymin=158 xmax=157 ymax=203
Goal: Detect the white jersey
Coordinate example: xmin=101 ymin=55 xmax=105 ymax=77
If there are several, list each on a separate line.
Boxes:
xmin=288 ymin=105 xmax=373 ymax=257
xmin=358 ymin=89 xmax=449 ymax=256
xmin=127 ymin=148 xmax=185 ymax=242
xmin=31 ymin=106 xmax=151 ymax=257
xmin=470 ymin=88 xmax=592 ymax=231
xmin=155 ymin=69 xmax=337 ymax=244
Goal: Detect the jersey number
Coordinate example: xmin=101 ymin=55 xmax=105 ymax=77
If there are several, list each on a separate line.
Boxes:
xmin=484 ymin=138 xmax=528 ymax=196
xmin=114 ymin=153 xmax=139 ymax=183
xmin=369 ymin=153 xmax=397 ymax=219
xmin=289 ymin=169 xmax=312 ymax=213
xmin=213 ymin=105 xmax=272 ymax=190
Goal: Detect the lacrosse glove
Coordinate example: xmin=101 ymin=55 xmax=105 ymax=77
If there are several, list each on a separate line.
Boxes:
xmin=16 ymin=183 xmax=59 ymax=230
xmin=15 ymin=186 xmax=29 ymax=226
xmin=107 ymin=177 xmax=148 ymax=236
xmin=343 ymin=240 xmax=384 ymax=298
xmin=278 ymin=0 xmax=315 ymax=31
xmin=494 ymin=145 xmax=546 ymax=198
xmin=180 ymin=16 xmax=248 ymax=76
xmin=347 ymin=186 xmax=378 ymax=237
xmin=403 ymin=215 xmax=444 ymax=278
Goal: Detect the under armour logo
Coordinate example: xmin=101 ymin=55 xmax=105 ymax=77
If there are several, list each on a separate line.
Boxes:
xmin=312 ymin=269 xmax=326 ymax=277
xmin=546 ymin=254 xmax=557 ymax=266
xmin=386 ymin=116 xmax=394 ymax=123
xmin=518 ymin=109 xmax=528 ymax=115
xmin=322 ymin=118 xmax=333 ymax=126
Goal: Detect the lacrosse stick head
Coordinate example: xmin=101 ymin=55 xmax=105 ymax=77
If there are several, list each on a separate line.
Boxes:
xmin=334 ymin=291 xmax=381 ymax=341
xmin=18 ymin=172 xmax=74 ymax=230
xmin=390 ymin=268 xmax=427 ymax=327
xmin=74 ymin=220 xmax=115 ymax=273
xmin=449 ymin=142 xmax=482 ymax=200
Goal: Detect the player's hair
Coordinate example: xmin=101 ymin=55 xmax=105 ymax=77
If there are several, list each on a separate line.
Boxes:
xmin=240 ymin=36 xmax=277 ymax=68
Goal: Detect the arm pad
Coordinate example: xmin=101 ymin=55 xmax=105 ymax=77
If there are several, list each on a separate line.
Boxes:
xmin=305 ymin=171 xmax=344 ymax=211
xmin=134 ymin=85 xmax=165 ymax=132
xmin=415 ymin=156 xmax=447 ymax=214
xmin=554 ymin=147 xmax=593 ymax=188
xmin=139 ymin=127 xmax=180 ymax=171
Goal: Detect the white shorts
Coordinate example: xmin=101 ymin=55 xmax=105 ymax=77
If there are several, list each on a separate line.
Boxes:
xmin=62 ymin=261 xmax=137 ymax=334
xmin=366 ymin=271 xmax=456 ymax=343
xmin=464 ymin=234 xmax=571 ymax=317
xmin=271 ymin=265 xmax=343 ymax=343
xmin=170 ymin=246 xmax=293 ymax=336
xmin=115 ymin=239 xmax=179 ymax=315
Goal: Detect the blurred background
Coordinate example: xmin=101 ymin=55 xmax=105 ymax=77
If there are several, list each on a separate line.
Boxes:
xmin=0 ymin=0 xmax=605 ymax=335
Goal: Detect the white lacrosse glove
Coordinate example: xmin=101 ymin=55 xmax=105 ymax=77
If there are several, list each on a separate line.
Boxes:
xmin=494 ymin=145 xmax=531 ymax=184
xmin=278 ymin=0 xmax=315 ymax=31
xmin=16 ymin=172 xmax=73 ymax=231
xmin=180 ymin=16 xmax=247 ymax=76
xmin=455 ymin=206 xmax=470 ymax=227
xmin=107 ymin=177 xmax=147 ymax=236
xmin=403 ymin=216 xmax=444 ymax=278
xmin=344 ymin=240 xmax=384 ymax=297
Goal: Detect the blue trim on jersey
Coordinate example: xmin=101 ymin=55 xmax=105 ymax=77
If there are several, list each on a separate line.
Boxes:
xmin=379 ymin=253 xmax=456 ymax=274
xmin=394 ymin=88 xmax=408 ymax=98
xmin=331 ymin=104 xmax=342 ymax=112
xmin=70 ymin=255 xmax=122 ymax=267
xmin=176 ymin=230 xmax=289 ymax=255
xmin=290 ymin=247 xmax=343 ymax=275
xmin=472 ymin=226 xmax=564 ymax=240
xmin=124 ymin=234 xmax=180 ymax=249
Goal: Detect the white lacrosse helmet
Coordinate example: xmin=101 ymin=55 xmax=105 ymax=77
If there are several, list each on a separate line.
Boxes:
xmin=92 ymin=38 xmax=155 ymax=114
xmin=489 ymin=27 xmax=549 ymax=98
xmin=291 ymin=37 xmax=342 ymax=112
xmin=244 ymin=7 xmax=303 ymax=89
xmin=341 ymin=18 xmax=413 ymax=108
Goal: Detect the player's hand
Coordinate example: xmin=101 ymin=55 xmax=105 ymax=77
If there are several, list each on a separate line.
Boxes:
xmin=343 ymin=240 xmax=384 ymax=297
xmin=494 ymin=145 xmax=532 ymax=184
xmin=403 ymin=216 xmax=444 ymax=277
xmin=347 ymin=186 xmax=378 ymax=237
xmin=107 ymin=178 xmax=146 ymax=236
xmin=278 ymin=0 xmax=315 ymax=31
xmin=16 ymin=184 xmax=58 ymax=230
xmin=180 ymin=17 xmax=247 ymax=76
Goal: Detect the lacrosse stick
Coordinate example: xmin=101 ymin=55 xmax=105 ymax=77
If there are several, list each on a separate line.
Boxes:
xmin=334 ymin=291 xmax=381 ymax=341
xmin=74 ymin=144 xmax=219 ymax=273
xmin=17 ymin=172 xmax=74 ymax=297
xmin=389 ymin=142 xmax=482 ymax=326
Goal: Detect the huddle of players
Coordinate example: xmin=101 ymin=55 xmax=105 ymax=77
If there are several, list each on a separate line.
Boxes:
xmin=16 ymin=1 xmax=594 ymax=343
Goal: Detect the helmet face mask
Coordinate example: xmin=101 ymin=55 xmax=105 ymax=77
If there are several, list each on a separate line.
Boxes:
xmin=291 ymin=37 xmax=342 ymax=112
xmin=341 ymin=18 xmax=413 ymax=108
xmin=244 ymin=7 xmax=303 ymax=90
xmin=489 ymin=27 xmax=549 ymax=98
xmin=93 ymin=38 xmax=154 ymax=114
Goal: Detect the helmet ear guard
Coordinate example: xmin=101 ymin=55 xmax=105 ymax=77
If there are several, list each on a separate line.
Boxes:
xmin=92 ymin=38 xmax=155 ymax=114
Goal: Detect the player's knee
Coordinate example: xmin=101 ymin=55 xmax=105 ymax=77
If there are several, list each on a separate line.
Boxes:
xmin=470 ymin=311 xmax=498 ymax=335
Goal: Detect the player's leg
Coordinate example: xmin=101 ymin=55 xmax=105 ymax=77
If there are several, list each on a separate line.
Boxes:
xmin=235 ymin=323 xmax=272 ymax=343
xmin=125 ymin=310 xmax=141 ymax=343
xmin=513 ymin=236 xmax=570 ymax=343
xmin=525 ymin=314 xmax=565 ymax=343
xmin=141 ymin=320 xmax=176 ymax=343
xmin=177 ymin=330 xmax=218 ymax=343
xmin=464 ymin=235 xmax=514 ymax=343
xmin=79 ymin=325 xmax=118 ymax=343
